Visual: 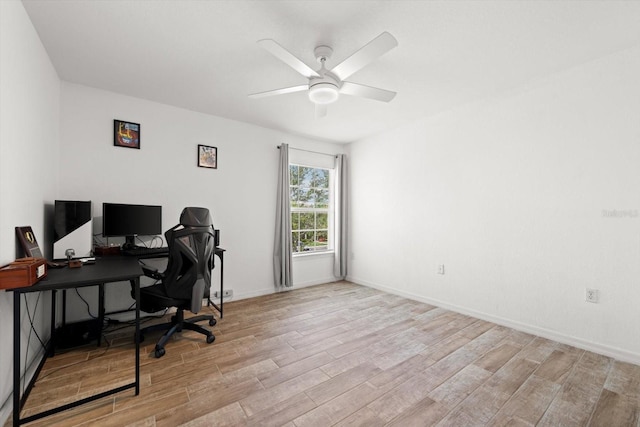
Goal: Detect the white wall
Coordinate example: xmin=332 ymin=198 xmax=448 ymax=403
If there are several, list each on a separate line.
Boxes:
xmin=59 ymin=83 xmax=344 ymax=319
xmin=0 ymin=5 xmax=343 ymax=419
xmin=0 ymin=0 xmax=60 ymax=422
xmin=348 ymin=45 xmax=640 ymax=364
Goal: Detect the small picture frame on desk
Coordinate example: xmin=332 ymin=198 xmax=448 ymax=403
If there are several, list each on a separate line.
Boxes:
xmin=198 ymin=145 xmax=217 ymax=169
xmin=114 ymin=119 xmax=140 ymax=149
xmin=15 ymin=226 xmax=44 ymax=258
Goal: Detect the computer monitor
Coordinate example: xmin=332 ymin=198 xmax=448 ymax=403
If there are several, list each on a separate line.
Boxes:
xmin=102 ymin=203 xmax=162 ymax=249
xmin=53 ymin=200 xmax=93 ymax=259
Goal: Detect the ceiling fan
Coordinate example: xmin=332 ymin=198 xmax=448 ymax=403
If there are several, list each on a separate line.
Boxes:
xmin=249 ymin=32 xmax=398 ymax=117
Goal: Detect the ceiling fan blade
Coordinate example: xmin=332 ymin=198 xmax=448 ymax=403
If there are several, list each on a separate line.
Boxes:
xmin=258 ymin=39 xmax=320 ymax=79
xmin=340 ymin=81 xmax=396 ymax=102
xmin=330 ymin=32 xmax=398 ymax=81
xmin=315 ymin=104 xmax=327 ymax=118
xmin=249 ymin=85 xmax=308 ymax=99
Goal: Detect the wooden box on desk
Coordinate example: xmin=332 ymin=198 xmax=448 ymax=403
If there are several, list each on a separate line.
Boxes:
xmin=0 ymin=257 xmax=47 ymax=290
xmin=94 ymin=246 xmax=121 ymax=256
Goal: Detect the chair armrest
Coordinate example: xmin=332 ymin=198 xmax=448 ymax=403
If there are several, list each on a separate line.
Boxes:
xmin=141 ymin=265 xmax=164 ymax=280
xmin=139 ymin=258 xmax=168 ymax=280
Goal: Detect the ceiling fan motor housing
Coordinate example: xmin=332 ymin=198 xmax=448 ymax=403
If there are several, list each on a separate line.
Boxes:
xmin=308 ymin=72 xmax=340 ymax=104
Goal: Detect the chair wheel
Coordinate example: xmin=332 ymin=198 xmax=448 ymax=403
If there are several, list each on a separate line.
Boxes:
xmin=206 ymin=334 xmax=215 ymax=344
xmin=154 ymin=346 xmax=166 ymax=358
xmin=209 ymin=318 xmax=217 ymax=326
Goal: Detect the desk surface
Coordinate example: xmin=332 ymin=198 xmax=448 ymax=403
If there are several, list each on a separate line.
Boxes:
xmin=21 ymin=256 xmax=143 ymax=292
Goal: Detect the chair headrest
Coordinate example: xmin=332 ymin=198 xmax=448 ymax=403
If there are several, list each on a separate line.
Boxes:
xmin=180 ymin=207 xmax=213 ymax=227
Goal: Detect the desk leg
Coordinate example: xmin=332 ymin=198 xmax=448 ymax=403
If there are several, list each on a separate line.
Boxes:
xmin=62 ymin=289 xmax=66 ymax=327
xmin=219 ymin=252 xmax=224 ymax=318
xmin=132 ymin=278 xmax=140 ymax=395
xmin=50 ymin=290 xmax=57 ymax=357
xmin=98 ymin=284 xmax=105 ymax=347
xmin=13 ymin=292 xmax=21 ymax=427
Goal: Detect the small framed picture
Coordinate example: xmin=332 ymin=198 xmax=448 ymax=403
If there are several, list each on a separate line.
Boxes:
xmin=15 ymin=226 xmax=44 ymax=258
xmin=198 ymin=144 xmax=217 ymax=169
xmin=114 ymin=119 xmax=140 ymax=149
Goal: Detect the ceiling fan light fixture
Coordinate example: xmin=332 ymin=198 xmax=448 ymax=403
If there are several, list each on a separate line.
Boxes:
xmin=308 ymin=82 xmax=339 ymax=105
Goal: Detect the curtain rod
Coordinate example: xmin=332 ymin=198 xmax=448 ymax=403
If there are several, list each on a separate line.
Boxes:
xmin=277 ymin=145 xmax=338 ymax=158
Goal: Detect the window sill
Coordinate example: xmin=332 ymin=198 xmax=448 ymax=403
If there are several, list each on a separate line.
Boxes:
xmin=293 ymin=250 xmax=334 ymax=259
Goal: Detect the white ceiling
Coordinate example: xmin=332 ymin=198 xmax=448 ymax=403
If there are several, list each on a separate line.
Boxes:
xmin=22 ymin=0 xmax=640 ymax=144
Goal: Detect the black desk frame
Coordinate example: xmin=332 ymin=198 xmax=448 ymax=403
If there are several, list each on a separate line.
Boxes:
xmin=10 ymin=258 xmax=142 ymax=427
xmin=207 ymin=248 xmax=226 ymax=318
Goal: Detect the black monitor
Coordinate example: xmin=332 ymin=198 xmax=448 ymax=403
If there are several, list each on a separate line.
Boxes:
xmin=102 ymin=203 xmax=162 ymax=249
xmin=53 ymin=200 xmax=93 ymax=259
xmin=54 ymin=200 xmax=92 ymax=241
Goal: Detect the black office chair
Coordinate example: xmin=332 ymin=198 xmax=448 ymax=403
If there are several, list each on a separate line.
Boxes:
xmin=136 ymin=207 xmax=217 ymax=358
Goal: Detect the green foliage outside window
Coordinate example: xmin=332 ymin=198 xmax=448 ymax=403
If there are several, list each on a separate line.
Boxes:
xmin=290 ymin=165 xmax=330 ymax=253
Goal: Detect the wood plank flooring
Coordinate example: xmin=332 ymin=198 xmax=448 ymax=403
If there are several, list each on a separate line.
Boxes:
xmin=8 ymin=281 xmax=640 ymax=426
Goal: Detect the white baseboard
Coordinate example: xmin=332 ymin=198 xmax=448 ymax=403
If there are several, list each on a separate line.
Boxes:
xmin=294 ymin=277 xmax=340 ymax=289
xmin=224 ymin=277 xmax=339 ymax=302
xmin=347 ymin=275 xmax=640 ymax=366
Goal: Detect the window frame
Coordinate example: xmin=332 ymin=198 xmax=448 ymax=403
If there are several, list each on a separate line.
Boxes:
xmin=289 ymin=163 xmax=334 ymax=255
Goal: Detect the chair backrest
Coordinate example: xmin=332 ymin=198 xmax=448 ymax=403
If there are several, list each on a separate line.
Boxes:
xmin=162 ymin=207 xmax=215 ymax=313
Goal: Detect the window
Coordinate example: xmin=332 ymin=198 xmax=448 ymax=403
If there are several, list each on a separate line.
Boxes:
xmin=290 ymin=164 xmax=332 ymax=253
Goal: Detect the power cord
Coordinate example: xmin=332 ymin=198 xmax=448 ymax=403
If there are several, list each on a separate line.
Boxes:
xmin=135 ymin=235 xmax=165 ymax=248
xmin=93 ymin=232 xmax=107 ymax=248
xmin=95 ymin=233 xmax=164 ymax=250
xmin=23 ymin=293 xmax=47 ymax=350
xmin=74 ymin=288 xmax=97 ymax=319
xmin=22 ymin=293 xmax=48 ymax=396
xmin=150 ymin=235 xmax=164 ymax=248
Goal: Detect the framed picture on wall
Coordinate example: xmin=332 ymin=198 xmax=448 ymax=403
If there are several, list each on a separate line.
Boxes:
xmin=198 ymin=144 xmax=217 ymax=169
xmin=114 ymin=119 xmax=140 ymax=149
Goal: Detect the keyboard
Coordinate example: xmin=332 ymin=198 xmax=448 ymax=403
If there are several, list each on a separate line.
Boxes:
xmin=121 ymin=246 xmax=169 ymax=257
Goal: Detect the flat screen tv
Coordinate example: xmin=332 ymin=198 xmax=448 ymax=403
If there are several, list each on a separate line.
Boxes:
xmin=102 ymin=203 xmax=162 ymax=249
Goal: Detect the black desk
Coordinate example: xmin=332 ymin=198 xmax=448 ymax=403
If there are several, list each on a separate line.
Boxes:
xmin=211 ymin=247 xmax=226 ymax=317
xmin=10 ymin=257 xmax=142 ymax=427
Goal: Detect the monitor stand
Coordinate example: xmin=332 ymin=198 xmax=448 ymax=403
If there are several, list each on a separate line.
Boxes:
xmin=122 ymin=235 xmax=137 ymax=250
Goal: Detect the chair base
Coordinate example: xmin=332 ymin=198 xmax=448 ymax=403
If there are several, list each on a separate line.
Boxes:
xmin=140 ymin=309 xmax=216 ymax=358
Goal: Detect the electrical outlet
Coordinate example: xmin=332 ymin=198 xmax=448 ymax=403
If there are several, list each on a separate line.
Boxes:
xmin=213 ymin=290 xmax=233 ymax=298
xmin=437 ymin=264 xmax=445 ymax=275
xmin=585 ymin=288 xmax=598 ymax=303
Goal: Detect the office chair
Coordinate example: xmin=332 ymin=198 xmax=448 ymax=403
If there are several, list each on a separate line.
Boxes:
xmin=137 ymin=207 xmax=217 ymax=358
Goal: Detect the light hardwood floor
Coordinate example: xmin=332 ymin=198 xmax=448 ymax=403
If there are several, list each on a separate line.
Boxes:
xmin=8 ymin=281 xmax=640 ymax=426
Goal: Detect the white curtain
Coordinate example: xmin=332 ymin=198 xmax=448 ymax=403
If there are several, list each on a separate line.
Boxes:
xmin=334 ymin=154 xmax=347 ymax=279
xmin=274 ymin=144 xmax=293 ymax=289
